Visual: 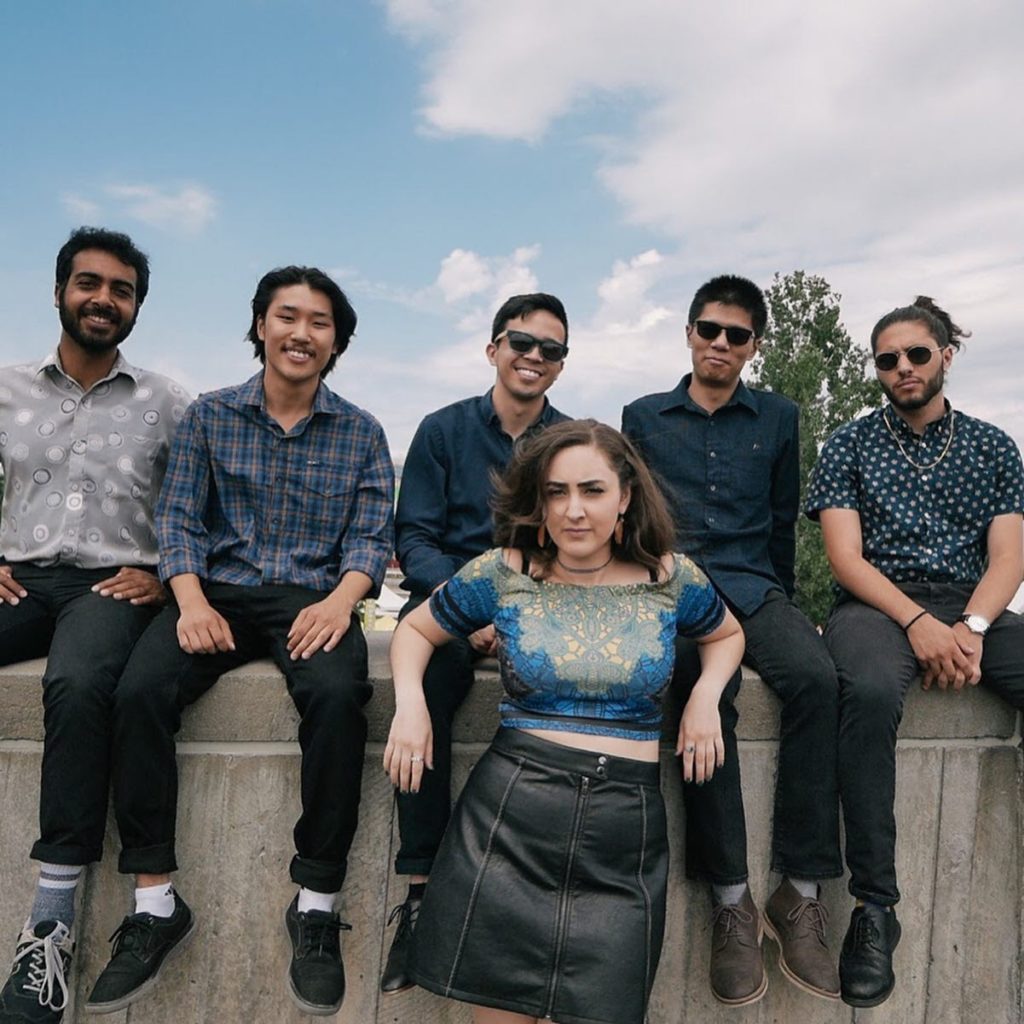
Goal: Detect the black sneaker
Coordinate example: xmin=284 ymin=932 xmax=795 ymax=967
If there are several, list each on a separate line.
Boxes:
xmin=380 ymin=895 xmax=422 ymax=994
xmin=85 ymin=891 xmax=195 ymax=1014
xmin=284 ymin=896 xmax=351 ymax=1015
xmin=839 ymin=903 xmax=901 ymax=1007
xmin=0 ymin=920 xmax=74 ymax=1024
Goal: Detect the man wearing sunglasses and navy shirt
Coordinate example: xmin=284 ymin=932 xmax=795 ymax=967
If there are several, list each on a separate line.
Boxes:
xmin=380 ymin=293 xmax=571 ymax=994
xmin=807 ymin=297 xmax=1024 ymax=1007
xmin=623 ymin=275 xmax=843 ymax=1006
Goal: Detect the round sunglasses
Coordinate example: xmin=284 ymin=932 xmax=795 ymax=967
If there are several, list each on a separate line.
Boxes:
xmin=873 ymin=345 xmax=943 ymax=372
xmin=493 ymin=329 xmax=569 ymax=362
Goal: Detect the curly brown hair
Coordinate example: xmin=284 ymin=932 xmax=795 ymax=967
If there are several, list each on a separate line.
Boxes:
xmin=491 ymin=419 xmax=675 ymax=575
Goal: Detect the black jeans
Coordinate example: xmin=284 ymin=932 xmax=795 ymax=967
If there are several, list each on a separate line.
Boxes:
xmin=675 ymin=589 xmax=842 ymax=884
xmin=0 ymin=564 xmax=158 ymax=865
xmin=393 ymin=594 xmax=482 ymax=876
xmin=825 ymin=582 xmax=1024 ymax=906
xmin=111 ymin=582 xmax=371 ymax=893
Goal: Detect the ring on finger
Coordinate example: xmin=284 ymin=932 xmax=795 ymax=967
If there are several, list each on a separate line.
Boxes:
xmin=410 ymin=755 xmax=424 ymax=763
xmin=684 ymin=744 xmax=695 ymax=753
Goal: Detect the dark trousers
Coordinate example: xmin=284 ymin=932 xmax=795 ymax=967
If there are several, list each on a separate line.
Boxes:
xmin=112 ymin=582 xmax=372 ymax=893
xmin=393 ymin=594 xmax=481 ymax=876
xmin=676 ymin=589 xmax=842 ymax=885
xmin=825 ymin=582 xmax=1024 ymax=906
xmin=0 ymin=564 xmax=158 ymax=865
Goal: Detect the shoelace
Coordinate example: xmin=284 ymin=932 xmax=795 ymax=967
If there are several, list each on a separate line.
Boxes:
xmin=14 ymin=930 xmax=70 ymax=1011
xmin=108 ymin=915 xmax=159 ymax=959
xmin=711 ymin=903 xmax=755 ymax=948
xmin=299 ymin=914 xmax=351 ymax=958
xmin=787 ymin=898 xmax=830 ymax=944
xmin=852 ymin=911 xmax=881 ymax=950
xmin=386 ymin=899 xmax=421 ymax=942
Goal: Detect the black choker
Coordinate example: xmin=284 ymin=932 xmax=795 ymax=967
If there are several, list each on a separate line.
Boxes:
xmin=555 ymin=554 xmax=613 ymax=574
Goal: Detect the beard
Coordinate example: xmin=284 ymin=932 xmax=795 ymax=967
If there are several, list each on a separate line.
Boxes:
xmin=882 ymin=363 xmax=944 ymax=412
xmin=58 ymin=294 xmax=136 ymax=353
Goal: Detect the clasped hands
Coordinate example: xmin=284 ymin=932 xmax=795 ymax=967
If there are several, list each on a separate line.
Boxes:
xmin=906 ymin=613 xmax=981 ymax=690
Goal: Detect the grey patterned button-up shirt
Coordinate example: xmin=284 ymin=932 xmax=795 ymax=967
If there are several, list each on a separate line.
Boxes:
xmin=0 ymin=350 xmax=192 ymax=569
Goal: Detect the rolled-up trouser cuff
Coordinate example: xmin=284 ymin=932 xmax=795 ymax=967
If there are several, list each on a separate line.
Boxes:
xmin=31 ymin=840 xmax=101 ymax=867
xmin=290 ymin=854 xmax=347 ymax=894
xmin=394 ymin=854 xmax=435 ymax=877
xmin=119 ymin=842 xmax=178 ymax=876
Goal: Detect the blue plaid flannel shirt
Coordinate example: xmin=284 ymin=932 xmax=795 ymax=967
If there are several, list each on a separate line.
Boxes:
xmin=156 ymin=373 xmax=394 ymax=594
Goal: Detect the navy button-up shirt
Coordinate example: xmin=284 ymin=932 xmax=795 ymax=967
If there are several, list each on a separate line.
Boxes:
xmin=157 ymin=372 xmax=394 ymax=595
xmin=622 ymin=374 xmax=799 ymax=615
xmin=806 ymin=403 xmax=1024 ymax=585
xmin=395 ymin=389 xmax=568 ymax=596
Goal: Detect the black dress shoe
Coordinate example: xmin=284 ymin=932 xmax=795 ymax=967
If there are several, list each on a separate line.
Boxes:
xmin=840 ymin=903 xmax=901 ymax=1007
xmin=380 ymin=895 xmax=421 ymax=995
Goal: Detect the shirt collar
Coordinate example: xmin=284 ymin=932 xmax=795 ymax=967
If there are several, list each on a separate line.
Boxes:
xmin=36 ymin=348 xmax=141 ymax=386
xmin=223 ymin=371 xmax=343 ymax=417
xmin=880 ymin=399 xmax=954 ymax=440
xmin=660 ymin=373 xmax=759 ymax=416
xmin=479 ymin=388 xmax=556 ymax=432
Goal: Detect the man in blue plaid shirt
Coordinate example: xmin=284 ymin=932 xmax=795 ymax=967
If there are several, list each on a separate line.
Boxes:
xmin=85 ymin=267 xmax=394 ymax=1017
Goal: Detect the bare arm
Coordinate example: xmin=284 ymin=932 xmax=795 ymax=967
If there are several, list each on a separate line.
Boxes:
xmin=819 ymin=507 xmax=973 ymax=689
xmin=677 ymin=608 xmax=745 ymax=784
xmin=384 ymin=599 xmax=456 ymax=793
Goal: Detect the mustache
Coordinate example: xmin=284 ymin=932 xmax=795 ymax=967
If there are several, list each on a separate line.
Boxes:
xmin=81 ymin=302 xmax=122 ymax=324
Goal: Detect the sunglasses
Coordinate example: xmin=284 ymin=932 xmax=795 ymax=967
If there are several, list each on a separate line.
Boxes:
xmin=692 ymin=320 xmax=755 ymax=346
xmin=494 ymin=329 xmax=569 ymax=363
xmin=873 ymin=345 xmax=943 ymax=372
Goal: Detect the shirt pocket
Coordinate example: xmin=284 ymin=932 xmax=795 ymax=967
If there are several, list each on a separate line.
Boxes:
xmin=297 ymin=463 xmax=354 ymax=540
xmin=725 ymin=441 xmax=774 ymax=502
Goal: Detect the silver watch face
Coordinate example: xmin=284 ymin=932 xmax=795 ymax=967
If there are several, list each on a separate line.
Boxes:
xmin=961 ymin=614 xmax=990 ymax=635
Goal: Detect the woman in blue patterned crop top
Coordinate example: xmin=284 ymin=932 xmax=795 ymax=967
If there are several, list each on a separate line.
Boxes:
xmin=384 ymin=420 xmax=743 ymax=1024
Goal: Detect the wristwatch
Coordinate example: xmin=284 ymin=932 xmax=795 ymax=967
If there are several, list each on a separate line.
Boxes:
xmin=958 ymin=613 xmax=991 ymax=636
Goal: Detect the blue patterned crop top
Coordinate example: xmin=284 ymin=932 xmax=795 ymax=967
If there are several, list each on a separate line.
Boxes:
xmin=429 ymin=548 xmax=725 ymax=740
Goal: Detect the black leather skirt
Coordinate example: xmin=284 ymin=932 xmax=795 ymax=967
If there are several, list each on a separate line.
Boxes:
xmin=409 ymin=728 xmax=668 ymax=1024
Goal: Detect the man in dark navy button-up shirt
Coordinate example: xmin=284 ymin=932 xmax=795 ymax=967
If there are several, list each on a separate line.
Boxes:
xmin=807 ymin=297 xmax=1024 ymax=1008
xmin=380 ymin=294 xmax=570 ymax=995
xmin=623 ymin=275 xmax=842 ymax=1006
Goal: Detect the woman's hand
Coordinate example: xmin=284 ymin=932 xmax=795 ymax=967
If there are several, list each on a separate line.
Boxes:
xmin=677 ymin=684 xmax=724 ymax=784
xmin=384 ymin=701 xmax=434 ymax=794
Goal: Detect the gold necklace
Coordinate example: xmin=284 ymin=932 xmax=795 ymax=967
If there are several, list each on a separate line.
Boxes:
xmin=881 ymin=407 xmax=956 ymax=471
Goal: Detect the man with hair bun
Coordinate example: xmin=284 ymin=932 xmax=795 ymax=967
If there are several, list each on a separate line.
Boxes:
xmin=807 ymin=297 xmax=1024 ymax=1007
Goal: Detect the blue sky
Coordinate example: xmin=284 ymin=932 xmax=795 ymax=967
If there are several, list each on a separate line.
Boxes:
xmin=3 ymin=0 xmax=1023 ymax=458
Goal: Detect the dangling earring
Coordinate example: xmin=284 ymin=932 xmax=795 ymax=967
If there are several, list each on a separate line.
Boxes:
xmin=537 ymin=523 xmax=547 ymax=547
xmin=613 ymin=514 xmax=625 ymax=546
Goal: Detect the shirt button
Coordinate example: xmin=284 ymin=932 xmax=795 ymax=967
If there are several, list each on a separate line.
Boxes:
xmin=709 ymin=451 xmax=717 ymax=458
xmin=272 ymin=517 xmax=280 ymax=525
xmin=70 ymin=484 xmax=79 ymax=492
xmin=598 ymin=755 xmax=608 ymax=765
xmin=710 ymin=485 xmax=717 ymax=492
xmin=595 ymin=766 xmax=607 ymax=778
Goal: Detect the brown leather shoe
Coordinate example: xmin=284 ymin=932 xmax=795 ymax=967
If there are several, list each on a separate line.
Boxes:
xmin=764 ymin=880 xmax=840 ymax=1000
xmin=709 ymin=887 xmax=767 ymax=1005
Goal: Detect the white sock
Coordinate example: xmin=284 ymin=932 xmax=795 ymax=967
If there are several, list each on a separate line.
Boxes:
xmin=787 ymin=877 xmax=819 ymax=899
xmin=711 ymin=882 xmax=748 ymax=907
xmin=135 ymin=882 xmax=176 ymax=918
xmin=297 ymin=887 xmax=338 ymax=914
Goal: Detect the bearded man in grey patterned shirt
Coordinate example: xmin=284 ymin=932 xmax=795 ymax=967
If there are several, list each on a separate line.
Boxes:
xmin=0 ymin=227 xmax=191 ymax=1024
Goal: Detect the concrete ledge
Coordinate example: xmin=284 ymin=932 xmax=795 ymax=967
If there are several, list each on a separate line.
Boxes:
xmin=1 ymin=635 xmax=1021 ymax=1023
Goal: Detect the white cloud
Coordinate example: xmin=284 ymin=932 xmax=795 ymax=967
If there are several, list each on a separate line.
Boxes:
xmin=60 ymin=193 xmax=101 ymax=221
xmin=103 ymin=184 xmax=217 ymax=234
xmin=436 ymin=248 xmax=492 ymax=302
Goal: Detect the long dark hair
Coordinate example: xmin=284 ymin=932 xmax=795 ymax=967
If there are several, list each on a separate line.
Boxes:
xmin=492 ymin=419 xmax=675 ymax=575
xmin=870 ymin=295 xmax=970 ymax=352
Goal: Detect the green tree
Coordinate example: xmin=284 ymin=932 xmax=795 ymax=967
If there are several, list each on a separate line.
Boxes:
xmin=748 ymin=271 xmax=880 ymax=625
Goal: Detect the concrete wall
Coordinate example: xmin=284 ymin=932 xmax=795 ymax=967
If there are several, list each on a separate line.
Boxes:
xmin=1 ymin=635 xmax=1020 ymax=1024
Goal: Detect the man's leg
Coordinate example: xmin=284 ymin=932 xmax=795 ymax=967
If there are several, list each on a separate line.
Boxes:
xmin=0 ymin=567 xmax=155 ymax=1024
xmin=88 ymin=593 xmax=259 ymax=1014
xmin=385 ymin=596 xmax=477 ymax=992
xmin=261 ymin=587 xmax=372 ymax=1016
xmin=739 ymin=591 xmax=842 ymax=999
xmin=673 ymin=638 xmax=765 ymax=1005
xmin=825 ymin=597 xmax=917 ymax=1007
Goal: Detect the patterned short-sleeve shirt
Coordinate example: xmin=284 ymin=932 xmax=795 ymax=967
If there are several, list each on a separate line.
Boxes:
xmin=806 ymin=404 xmax=1024 ymax=584
xmin=429 ymin=548 xmax=726 ymax=740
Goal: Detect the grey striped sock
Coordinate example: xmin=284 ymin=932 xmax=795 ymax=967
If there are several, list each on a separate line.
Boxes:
xmin=29 ymin=863 xmax=83 ymax=929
